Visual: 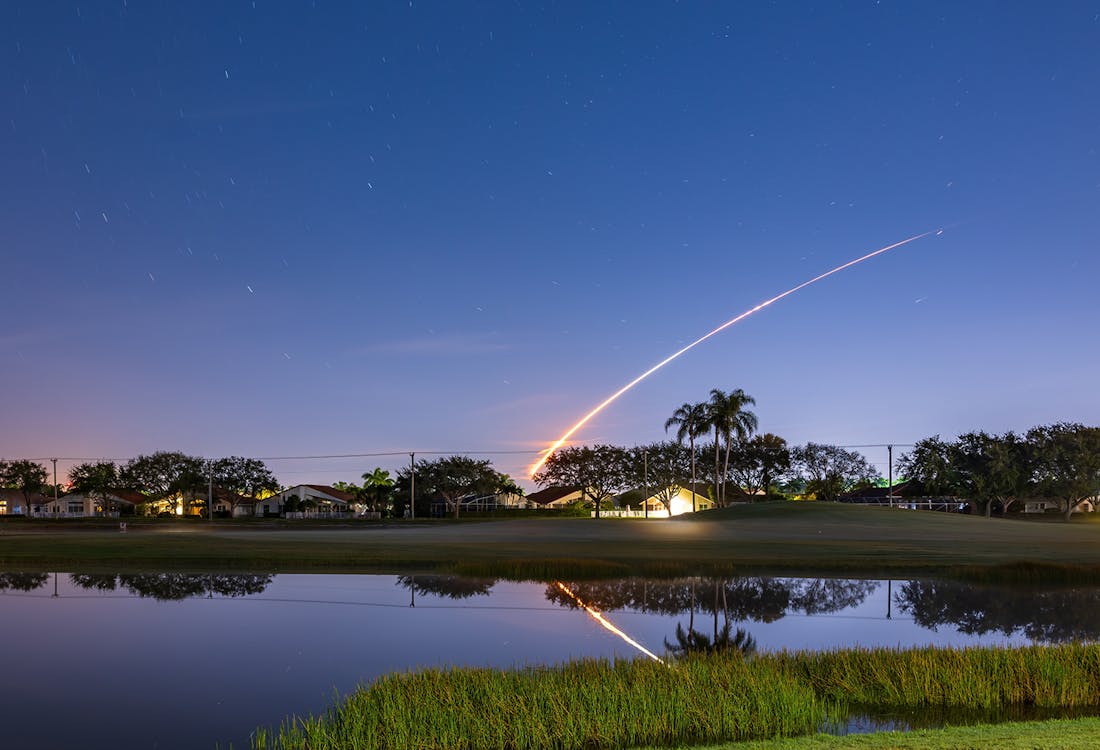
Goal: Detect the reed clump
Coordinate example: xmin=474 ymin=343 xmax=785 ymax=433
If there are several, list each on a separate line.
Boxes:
xmin=253 ymin=644 xmax=1100 ymax=750
xmin=771 ymin=643 xmax=1100 ymax=709
xmin=254 ymin=656 xmax=825 ymax=750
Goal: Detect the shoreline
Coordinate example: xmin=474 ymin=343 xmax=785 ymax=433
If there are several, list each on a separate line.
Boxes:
xmin=3 ymin=502 xmax=1100 ymax=582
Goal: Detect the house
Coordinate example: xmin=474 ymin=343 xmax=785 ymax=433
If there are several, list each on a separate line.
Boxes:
xmin=259 ymin=484 xmax=353 ymax=518
xmin=525 ymin=486 xmax=586 ymax=509
xmin=837 ymin=480 xmax=924 ymax=503
xmin=0 ymin=488 xmax=51 ymax=516
xmin=210 ymin=488 xmax=257 ymax=518
xmin=1023 ymin=498 xmax=1095 ymax=514
xmin=634 ymin=484 xmax=714 ymax=517
xmin=427 ymin=490 xmax=528 ymax=516
xmin=42 ymin=490 xmax=144 ymax=517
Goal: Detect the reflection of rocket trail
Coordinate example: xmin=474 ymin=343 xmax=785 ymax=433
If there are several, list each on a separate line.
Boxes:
xmin=530 ymin=230 xmax=936 ymax=477
xmin=554 ymin=582 xmax=666 ymax=664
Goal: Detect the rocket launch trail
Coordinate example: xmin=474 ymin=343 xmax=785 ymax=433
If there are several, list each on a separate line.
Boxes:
xmin=529 ymin=230 xmax=937 ymax=477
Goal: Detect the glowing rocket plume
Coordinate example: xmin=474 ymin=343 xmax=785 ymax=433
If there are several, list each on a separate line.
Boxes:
xmin=530 ymin=230 xmax=935 ymax=477
xmin=554 ymin=582 xmax=666 ymax=664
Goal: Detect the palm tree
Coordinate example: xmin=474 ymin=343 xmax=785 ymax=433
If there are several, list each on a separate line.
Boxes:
xmin=361 ymin=467 xmax=395 ymax=514
xmin=665 ymin=401 xmax=709 ymax=511
xmin=664 ymin=622 xmax=756 ymax=658
xmin=706 ymin=389 xmax=758 ymax=505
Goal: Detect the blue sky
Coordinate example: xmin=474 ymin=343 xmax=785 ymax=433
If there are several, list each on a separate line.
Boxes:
xmin=3 ymin=1 xmax=1098 ymax=487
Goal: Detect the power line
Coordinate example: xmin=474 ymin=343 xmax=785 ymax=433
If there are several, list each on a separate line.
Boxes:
xmin=5 ymin=449 xmax=545 ymax=463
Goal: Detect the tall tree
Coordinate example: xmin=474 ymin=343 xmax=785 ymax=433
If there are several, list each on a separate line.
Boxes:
xmin=625 ymin=442 xmax=692 ymax=516
xmin=68 ymin=461 xmax=123 ymax=515
xmin=901 ymin=432 xmax=1032 ymax=516
xmin=532 ymin=444 xmax=629 ymax=519
xmin=954 ymin=431 xmax=1032 ymax=517
xmin=360 ymin=467 xmax=396 ymax=514
xmin=1028 ymin=423 xmax=1100 ymax=522
xmin=209 ymin=457 xmax=280 ymax=516
xmin=897 ymin=436 xmax=959 ymax=496
xmin=704 ymin=389 xmax=758 ymax=505
xmin=399 ymin=456 xmax=513 ymax=519
xmin=791 ymin=443 xmax=879 ymax=502
xmin=0 ymin=459 xmax=49 ymax=516
xmin=727 ymin=433 xmax=790 ymax=497
xmin=665 ymin=402 xmax=710 ymax=511
xmin=121 ymin=451 xmax=206 ymax=515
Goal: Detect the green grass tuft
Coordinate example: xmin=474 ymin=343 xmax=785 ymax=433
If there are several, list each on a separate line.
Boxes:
xmin=252 ymin=644 xmax=1100 ymax=750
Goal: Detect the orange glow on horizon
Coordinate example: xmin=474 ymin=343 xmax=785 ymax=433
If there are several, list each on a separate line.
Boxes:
xmin=529 ymin=230 xmax=935 ymax=477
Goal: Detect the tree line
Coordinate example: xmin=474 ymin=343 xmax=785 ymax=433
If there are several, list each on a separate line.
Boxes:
xmin=4 ymin=389 xmax=1097 ymax=520
xmin=898 ymin=423 xmax=1100 ymax=521
xmin=534 ymin=387 xmax=880 ymax=516
xmin=0 ymin=452 xmax=523 ymax=519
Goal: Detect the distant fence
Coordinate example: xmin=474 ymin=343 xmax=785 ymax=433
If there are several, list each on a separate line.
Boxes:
xmin=283 ymin=511 xmax=350 ymax=519
xmin=591 ymin=509 xmax=669 ymax=519
xmin=839 ymin=498 xmax=967 ymax=513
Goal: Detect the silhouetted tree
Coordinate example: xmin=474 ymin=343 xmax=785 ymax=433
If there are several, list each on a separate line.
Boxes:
xmin=0 ymin=460 xmax=49 ymax=515
xmin=665 ymin=402 xmax=710 ymax=511
xmin=791 ymin=443 xmax=879 ymax=501
xmin=533 ymin=445 xmax=629 ymax=519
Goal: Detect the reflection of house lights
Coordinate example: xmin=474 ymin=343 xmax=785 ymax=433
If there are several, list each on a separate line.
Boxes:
xmin=554 ymin=582 xmax=666 ymax=665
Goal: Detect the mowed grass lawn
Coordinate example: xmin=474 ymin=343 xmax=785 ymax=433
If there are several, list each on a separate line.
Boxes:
xmin=685 ymin=717 xmax=1100 ymax=750
xmin=3 ymin=502 xmax=1100 ymax=577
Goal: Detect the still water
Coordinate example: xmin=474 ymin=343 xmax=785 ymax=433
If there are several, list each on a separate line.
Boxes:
xmin=1 ymin=572 xmax=1095 ymax=749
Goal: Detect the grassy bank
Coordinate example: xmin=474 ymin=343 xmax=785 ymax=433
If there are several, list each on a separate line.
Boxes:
xmin=693 ymin=717 xmax=1100 ymax=749
xmin=3 ymin=503 xmax=1100 ymax=581
xmin=251 ymin=644 xmax=1100 ymax=750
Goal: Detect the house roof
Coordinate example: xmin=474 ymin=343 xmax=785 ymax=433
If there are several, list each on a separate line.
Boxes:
xmin=211 ymin=487 xmax=253 ymax=505
xmin=837 ymin=480 xmax=922 ymax=500
xmin=304 ymin=484 xmax=356 ymax=503
xmin=111 ymin=489 xmax=149 ymax=505
xmin=0 ymin=488 xmax=51 ymax=506
xmin=629 ymin=484 xmax=714 ymax=502
xmin=274 ymin=484 xmax=355 ymax=504
xmin=56 ymin=489 xmax=148 ymax=505
xmin=526 ymin=486 xmax=583 ymax=506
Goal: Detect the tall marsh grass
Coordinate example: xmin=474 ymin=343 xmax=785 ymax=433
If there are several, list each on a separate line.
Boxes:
xmin=772 ymin=644 xmax=1100 ymax=709
xmin=253 ymin=656 xmax=826 ymax=750
xmin=253 ymin=644 xmax=1100 ymax=750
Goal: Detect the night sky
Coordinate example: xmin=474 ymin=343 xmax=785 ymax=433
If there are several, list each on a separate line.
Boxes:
xmin=4 ymin=1 xmax=1098 ymax=487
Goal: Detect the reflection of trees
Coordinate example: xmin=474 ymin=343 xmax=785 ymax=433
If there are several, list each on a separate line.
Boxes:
xmin=395 ymin=575 xmax=495 ymax=600
xmin=68 ymin=573 xmax=273 ymax=601
xmin=544 ymin=577 xmax=878 ymax=622
xmin=70 ymin=573 xmax=118 ymax=591
xmin=664 ymin=622 xmax=757 ymax=658
xmin=898 ymin=580 xmax=1100 ymax=643
xmin=0 ymin=572 xmax=49 ymax=592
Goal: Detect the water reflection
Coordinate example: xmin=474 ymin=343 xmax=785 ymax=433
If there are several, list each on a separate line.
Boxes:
xmin=2 ymin=571 xmax=1099 ymax=646
xmin=664 ymin=622 xmax=757 ymax=657
xmin=396 ymin=575 xmax=495 ymax=601
xmin=1 ymin=570 xmax=1096 ymax=750
xmin=69 ymin=573 xmax=274 ymax=600
xmin=0 ymin=572 xmax=50 ymax=591
xmin=898 ymin=580 xmax=1100 ymax=643
xmin=544 ymin=576 xmax=880 ymax=621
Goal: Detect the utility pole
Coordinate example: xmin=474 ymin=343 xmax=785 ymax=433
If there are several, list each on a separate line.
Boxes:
xmin=887 ymin=445 xmax=894 ymax=508
xmin=208 ymin=470 xmax=214 ymax=522
xmin=643 ymin=448 xmax=648 ymax=520
xmin=51 ymin=458 xmax=58 ymax=508
xmin=409 ymin=452 xmax=415 ymax=520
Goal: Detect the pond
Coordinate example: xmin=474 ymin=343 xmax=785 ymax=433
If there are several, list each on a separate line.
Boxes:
xmin=2 ymin=572 xmax=1097 ymax=749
